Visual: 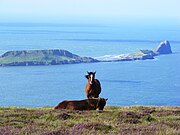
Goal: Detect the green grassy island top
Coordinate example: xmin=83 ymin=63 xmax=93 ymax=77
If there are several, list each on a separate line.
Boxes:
xmin=0 ymin=49 xmax=98 ymax=66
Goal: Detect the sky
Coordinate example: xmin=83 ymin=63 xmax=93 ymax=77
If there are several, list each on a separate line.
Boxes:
xmin=0 ymin=0 xmax=180 ymax=23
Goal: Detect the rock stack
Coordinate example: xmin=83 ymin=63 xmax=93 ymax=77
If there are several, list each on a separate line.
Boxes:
xmin=153 ymin=40 xmax=172 ymax=54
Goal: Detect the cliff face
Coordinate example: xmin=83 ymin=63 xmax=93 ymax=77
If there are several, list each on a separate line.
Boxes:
xmin=153 ymin=40 xmax=172 ymax=54
xmin=0 ymin=49 xmax=98 ymax=66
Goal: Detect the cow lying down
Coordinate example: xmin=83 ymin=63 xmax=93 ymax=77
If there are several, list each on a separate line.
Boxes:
xmin=54 ymin=98 xmax=108 ymax=110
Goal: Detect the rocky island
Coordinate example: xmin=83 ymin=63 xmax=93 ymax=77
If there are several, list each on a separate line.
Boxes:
xmin=0 ymin=49 xmax=98 ymax=66
xmin=128 ymin=40 xmax=172 ymax=60
xmin=0 ymin=40 xmax=172 ymax=66
xmin=97 ymin=40 xmax=172 ymax=62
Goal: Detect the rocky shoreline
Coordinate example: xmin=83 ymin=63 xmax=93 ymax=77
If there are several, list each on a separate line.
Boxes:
xmin=0 ymin=40 xmax=172 ymax=66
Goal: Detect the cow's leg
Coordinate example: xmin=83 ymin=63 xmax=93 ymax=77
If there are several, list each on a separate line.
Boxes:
xmin=87 ymin=93 xmax=90 ymax=99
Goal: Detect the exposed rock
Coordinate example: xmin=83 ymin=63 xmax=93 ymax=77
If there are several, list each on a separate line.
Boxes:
xmin=128 ymin=49 xmax=155 ymax=60
xmin=153 ymin=40 xmax=172 ymax=54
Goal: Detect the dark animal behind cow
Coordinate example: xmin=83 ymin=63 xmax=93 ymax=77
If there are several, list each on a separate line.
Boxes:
xmin=85 ymin=71 xmax=101 ymax=98
xmin=53 ymin=98 xmax=108 ymax=110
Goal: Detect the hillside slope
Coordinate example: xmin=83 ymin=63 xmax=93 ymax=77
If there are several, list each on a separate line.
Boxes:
xmin=0 ymin=106 xmax=179 ymax=134
xmin=0 ymin=49 xmax=98 ymax=66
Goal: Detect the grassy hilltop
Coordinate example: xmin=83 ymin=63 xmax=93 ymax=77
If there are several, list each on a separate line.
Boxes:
xmin=0 ymin=106 xmax=179 ymax=135
xmin=0 ymin=49 xmax=98 ymax=66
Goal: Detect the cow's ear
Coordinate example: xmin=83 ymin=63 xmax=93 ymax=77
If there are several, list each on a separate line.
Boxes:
xmin=105 ymin=98 xmax=108 ymax=101
xmin=85 ymin=75 xmax=89 ymax=79
xmin=94 ymin=71 xmax=96 ymax=74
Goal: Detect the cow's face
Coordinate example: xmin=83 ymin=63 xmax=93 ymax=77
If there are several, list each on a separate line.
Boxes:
xmin=85 ymin=71 xmax=96 ymax=85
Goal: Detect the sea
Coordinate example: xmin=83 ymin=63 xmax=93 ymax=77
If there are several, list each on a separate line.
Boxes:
xmin=0 ymin=22 xmax=180 ymax=107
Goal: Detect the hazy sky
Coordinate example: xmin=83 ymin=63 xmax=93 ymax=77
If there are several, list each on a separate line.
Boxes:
xmin=0 ymin=0 xmax=180 ymax=23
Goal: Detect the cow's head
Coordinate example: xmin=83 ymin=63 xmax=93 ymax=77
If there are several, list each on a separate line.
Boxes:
xmin=85 ymin=71 xmax=96 ymax=85
xmin=97 ymin=98 xmax=108 ymax=110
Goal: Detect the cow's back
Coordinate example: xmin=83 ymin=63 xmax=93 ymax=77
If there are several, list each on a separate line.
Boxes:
xmin=54 ymin=99 xmax=98 ymax=110
xmin=54 ymin=101 xmax=68 ymax=109
xmin=66 ymin=100 xmax=95 ymax=110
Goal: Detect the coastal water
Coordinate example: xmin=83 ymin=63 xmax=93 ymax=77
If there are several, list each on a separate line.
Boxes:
xmin=0 ymin=22 xmax=180 ymax=107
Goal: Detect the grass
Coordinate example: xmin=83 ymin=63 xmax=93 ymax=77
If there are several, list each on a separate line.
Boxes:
xmin=0 ymin=49 xmax=96 ymax=65
xmin=0 ymin=53 xmax=74 ymax=64
xmin=0 ymin=106 xmax=179 ymax=135
xmin=0 ymin=55 xmax=75 ymax=63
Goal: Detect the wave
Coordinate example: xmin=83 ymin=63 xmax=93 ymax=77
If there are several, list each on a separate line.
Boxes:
xmin=101 ymin=79 xmax=144 ymax=84
xmin=95 ymin=54 xmax=160 ymax=62
xmin=55 ymin=38 xmax=159 ymax=43
xmin=0 ymin=30 xmax=102 ymax=35
xmin=55 ymin=38 xmax=180 ymax=44
xmin=95 ymin=54 xmax=129 ymax=61
xmin=0 ymin=23 xmax=107 ymax=28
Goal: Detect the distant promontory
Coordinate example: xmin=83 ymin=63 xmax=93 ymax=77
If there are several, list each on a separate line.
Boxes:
xmin=97 ymin=40 xmax=172 ymax=62
xmin=0 ymin=40 xmax=172 ymax=66
xmin=0 ymin=49 xmax=98 ymax=66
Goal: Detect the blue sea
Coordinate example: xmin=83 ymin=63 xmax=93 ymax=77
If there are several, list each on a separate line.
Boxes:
xmin=0 ymin=22 xmax=180 ymax=107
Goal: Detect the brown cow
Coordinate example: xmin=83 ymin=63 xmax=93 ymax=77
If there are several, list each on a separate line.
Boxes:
xmin=85 ymin=71 xmax=101 ymax=98
xmin=53 ymin=98 xmax=107 ymax=110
